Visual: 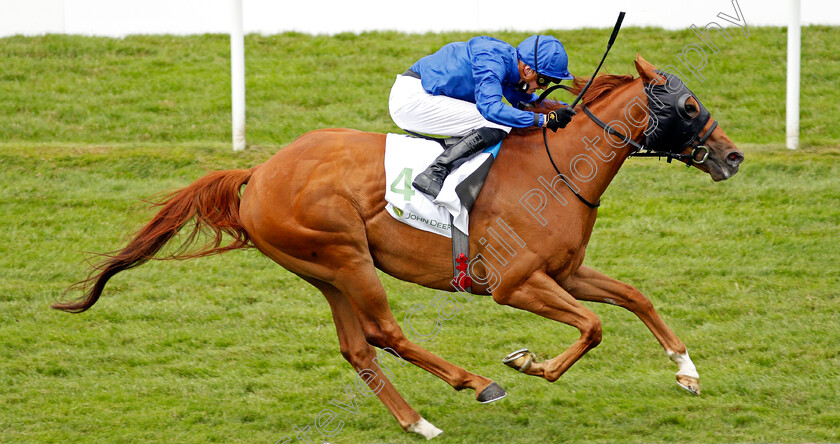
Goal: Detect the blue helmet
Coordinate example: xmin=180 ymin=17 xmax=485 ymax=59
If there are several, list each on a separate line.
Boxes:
xmin=516 ymin=35 xmax=573 ymax=82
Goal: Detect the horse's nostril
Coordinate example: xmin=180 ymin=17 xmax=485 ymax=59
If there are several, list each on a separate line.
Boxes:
xmin=727 ymin=151 xmax=744 ymax=166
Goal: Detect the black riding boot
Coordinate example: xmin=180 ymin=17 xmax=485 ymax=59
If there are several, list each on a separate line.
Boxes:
xmin=412 ymin=127 xmax=506 ymax=199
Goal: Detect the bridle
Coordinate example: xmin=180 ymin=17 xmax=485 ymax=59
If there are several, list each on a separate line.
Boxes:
xmin=538 ymin=83 xmax=719 ymax=209
xmin=582 ymin=101 xmax=718 ymax=166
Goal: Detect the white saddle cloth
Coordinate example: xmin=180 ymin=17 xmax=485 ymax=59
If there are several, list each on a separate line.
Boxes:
xmin=384 ymin=133 xmax=499 ymax=238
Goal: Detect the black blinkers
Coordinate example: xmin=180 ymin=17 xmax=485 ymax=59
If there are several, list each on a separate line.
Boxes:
xmin=644 ymin=71 xmax=713 ymax=153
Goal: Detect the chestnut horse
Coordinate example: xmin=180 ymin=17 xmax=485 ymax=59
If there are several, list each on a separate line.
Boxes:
xmin=54 ymin=55 xmax=743 ymax=439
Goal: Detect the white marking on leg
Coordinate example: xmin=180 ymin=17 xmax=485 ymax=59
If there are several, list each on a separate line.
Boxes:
xmin=667 ymin=350 xmax=699 ymax=379
xmin=407 ymin=418 xmax=443 ymax=440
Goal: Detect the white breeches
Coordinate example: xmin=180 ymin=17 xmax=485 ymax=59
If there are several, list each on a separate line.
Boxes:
xmin=388 ymin=74 xmax=511 ymax=137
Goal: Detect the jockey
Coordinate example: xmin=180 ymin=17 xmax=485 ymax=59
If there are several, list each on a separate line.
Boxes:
xmin=389 ymin=35 xmax=577 ymax=199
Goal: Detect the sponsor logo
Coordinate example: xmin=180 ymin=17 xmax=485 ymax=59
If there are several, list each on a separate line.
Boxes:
xmin=402 ymin=211 xmax=451 ymax=231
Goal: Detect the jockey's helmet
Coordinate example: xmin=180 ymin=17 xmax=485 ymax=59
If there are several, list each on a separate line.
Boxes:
xmin=517 ymin=35 xmax=574 ymax=84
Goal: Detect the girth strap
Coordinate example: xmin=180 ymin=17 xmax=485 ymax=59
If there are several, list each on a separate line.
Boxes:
xmin=450 ymin=215 xmax=471 ymax=292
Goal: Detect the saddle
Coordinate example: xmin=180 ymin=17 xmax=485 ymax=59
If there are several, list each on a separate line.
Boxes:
xmin=384 ymin=133 xmax=501 ymax=293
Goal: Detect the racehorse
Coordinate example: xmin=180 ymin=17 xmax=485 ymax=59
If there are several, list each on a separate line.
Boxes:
xmin=54 ymin=55 xmax=744 ymax=439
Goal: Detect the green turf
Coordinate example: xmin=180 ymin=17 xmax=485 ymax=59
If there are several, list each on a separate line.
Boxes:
xmin=1 ymin=27 xmax=839 ymax=148
xmin=1 ymin=28 xmax=839 ymax=443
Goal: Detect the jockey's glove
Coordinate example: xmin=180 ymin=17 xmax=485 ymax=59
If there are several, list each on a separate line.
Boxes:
xmin=545 ymin=107 xmax=577 ymax=132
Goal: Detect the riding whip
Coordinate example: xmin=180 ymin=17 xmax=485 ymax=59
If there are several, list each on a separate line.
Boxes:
xmin=537 ymin=11 xmax=626 ymax=106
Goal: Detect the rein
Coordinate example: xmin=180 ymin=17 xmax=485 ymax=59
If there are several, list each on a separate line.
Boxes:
xmin=541 ymin=126 xmax=601 ymax=209
xmin=535 ymin=11 xmax=625 ymax=210
xmin=538 ymin=83 xmax=601 ymax=208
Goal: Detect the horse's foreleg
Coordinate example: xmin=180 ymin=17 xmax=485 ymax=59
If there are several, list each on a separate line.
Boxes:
xmin=494 ymin=270 xmax=603 ymax=382
xmin=561 ymin=265 xmax=700 ymax=394
xmin=305 ymin=279 xmax=445 ymax=439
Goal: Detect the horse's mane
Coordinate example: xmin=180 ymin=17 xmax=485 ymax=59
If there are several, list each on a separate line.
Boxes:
xmin=568 ymin=74 xmax=636 ymax=106
xmin=509 ymin=74 xmax=636 ymax=137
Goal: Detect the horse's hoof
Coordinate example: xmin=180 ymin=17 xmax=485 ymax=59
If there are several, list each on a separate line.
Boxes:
xmin=676 ymin=374 xmax=701 ymax=395
xmin=406 ymin=418 xmax=443 ymax=440
xmin=476 ymin=382 xmax=507 ymax=403
xmin=503 ymin=348 xmax=535 ymax=373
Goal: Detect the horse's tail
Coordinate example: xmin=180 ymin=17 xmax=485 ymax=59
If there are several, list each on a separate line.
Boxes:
xmin=52 ymin=168 xmax=256 ymax=313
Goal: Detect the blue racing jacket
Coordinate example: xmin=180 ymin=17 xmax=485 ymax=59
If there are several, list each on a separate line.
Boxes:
xmin=410 ymin=36 xmax=540 ymax=128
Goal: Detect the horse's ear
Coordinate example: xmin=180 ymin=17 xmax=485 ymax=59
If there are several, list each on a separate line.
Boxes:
xmin=634 ymin=54 xmax=665 ymax=85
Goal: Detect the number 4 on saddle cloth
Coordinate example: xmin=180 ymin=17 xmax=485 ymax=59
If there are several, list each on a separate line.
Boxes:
xmin=384 ymin=133 xmax=501 ymax=292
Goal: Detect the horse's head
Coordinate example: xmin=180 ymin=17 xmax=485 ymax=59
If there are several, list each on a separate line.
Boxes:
xmin=634 ymin=55 xmax=744 ymax=181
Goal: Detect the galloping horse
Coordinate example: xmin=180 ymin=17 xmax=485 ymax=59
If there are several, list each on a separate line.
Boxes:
xmin=54 ymin=55 xmax=743 ymax=439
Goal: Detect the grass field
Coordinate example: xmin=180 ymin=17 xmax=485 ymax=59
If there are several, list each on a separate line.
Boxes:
xmin=1 ymin=27 xmax=839 ymax=443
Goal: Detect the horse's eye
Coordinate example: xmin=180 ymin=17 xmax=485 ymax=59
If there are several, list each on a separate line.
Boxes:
xmin=684 ymin=103 xmax=698 ymax=116
xmin=677 ymin=94 xmax=700 ymax=120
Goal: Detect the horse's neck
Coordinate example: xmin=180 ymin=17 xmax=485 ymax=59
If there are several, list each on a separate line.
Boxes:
xmin=531 ymin=80 xmax=647 ymax=204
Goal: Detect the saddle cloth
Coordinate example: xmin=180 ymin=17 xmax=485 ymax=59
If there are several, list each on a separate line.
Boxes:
xmin=384 ymin=133 xmax=499 ymax=238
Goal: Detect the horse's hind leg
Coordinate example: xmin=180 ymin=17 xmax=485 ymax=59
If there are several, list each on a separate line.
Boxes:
xmin=562 ymin=265 xmax=700 ymax=394
xmin=307 ymin=278 xmax=443 ymax=439
xmin=240 ymin=166 xmax=502 ymax=403
xmin=330 ymin=262 xmax=504 ymax=403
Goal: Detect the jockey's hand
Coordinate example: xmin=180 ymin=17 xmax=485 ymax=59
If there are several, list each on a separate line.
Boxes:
xmin=545 ymin=107 xmax=577 ymax=132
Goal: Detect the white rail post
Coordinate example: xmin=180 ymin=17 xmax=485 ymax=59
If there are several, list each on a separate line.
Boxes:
xmin=786 ymin=0 xmax=801 ymax=150
xmin=230 ymin=0 xmax=246 ymax=151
